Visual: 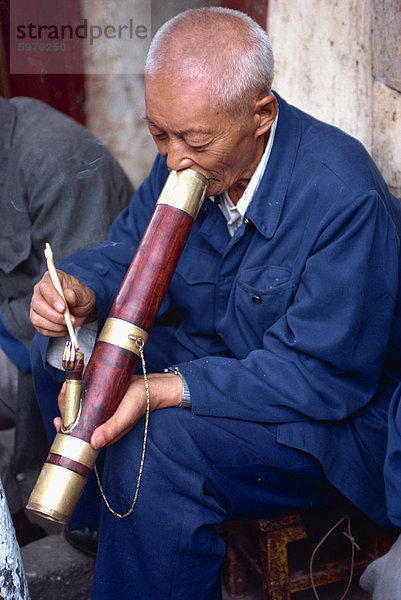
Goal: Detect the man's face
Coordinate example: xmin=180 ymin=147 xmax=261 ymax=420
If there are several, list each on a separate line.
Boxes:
xmin=145 ymin=74 xmax=269 ymax=199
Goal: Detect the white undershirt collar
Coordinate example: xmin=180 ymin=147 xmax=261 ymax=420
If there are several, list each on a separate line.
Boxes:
xmin=215 ymin=113 xmax=278 ymax=237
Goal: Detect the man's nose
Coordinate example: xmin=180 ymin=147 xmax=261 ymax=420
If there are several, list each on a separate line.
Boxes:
xmin=165 ymin=140 xmax=194 ymax=171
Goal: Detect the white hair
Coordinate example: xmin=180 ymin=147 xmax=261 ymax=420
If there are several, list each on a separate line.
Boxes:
xmin=145 ymin=7 xmax=274 ymax=117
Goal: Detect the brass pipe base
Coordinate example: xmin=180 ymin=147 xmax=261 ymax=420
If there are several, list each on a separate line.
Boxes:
xmin=26 ymin=433 xmax=99 ymax=524
xmin=26 ymin=462 xmax=87 ymax=524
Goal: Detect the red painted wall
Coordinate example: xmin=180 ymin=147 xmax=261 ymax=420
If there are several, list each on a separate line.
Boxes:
xmin=220 ymin=0 xmax=267 ymax=28
xmin=0 ymin=0 xmax=85 ymax=124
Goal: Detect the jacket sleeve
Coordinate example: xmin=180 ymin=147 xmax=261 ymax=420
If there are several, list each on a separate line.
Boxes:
xmin=179 ymin=191 xmax=401 ymax=423
xmin=60 ymin=154 xmax=171 ymax=327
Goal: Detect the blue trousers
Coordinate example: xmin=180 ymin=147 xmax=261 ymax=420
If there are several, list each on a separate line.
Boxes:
xmin=31 ymin=327 xmax=343 ymax=599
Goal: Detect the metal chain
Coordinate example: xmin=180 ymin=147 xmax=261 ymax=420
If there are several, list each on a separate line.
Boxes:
xmin=94 ymin=337 xmax=150 ymax=518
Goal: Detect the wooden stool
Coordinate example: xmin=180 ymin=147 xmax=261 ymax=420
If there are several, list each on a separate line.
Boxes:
xmin=222 ymin=511 xmax=396 ymax=600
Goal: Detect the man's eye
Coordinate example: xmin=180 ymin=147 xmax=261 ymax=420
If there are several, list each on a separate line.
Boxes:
xmin=188 ymin=142 xmax=208 ymax=151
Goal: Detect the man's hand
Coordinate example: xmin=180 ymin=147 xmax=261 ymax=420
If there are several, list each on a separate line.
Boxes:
xmin=88 ymin=372 xmax=183 ymax=449
xmin=30 ymin=270 xmax=97 ymax=337
xmin=53 ymin=372 xmax=183 ymax=447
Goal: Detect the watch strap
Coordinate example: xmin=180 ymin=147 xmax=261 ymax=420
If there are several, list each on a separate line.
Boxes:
xmin=164 ymin=366 xmax=192 ymax=408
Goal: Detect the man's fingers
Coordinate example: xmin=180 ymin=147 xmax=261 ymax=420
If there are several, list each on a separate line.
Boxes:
xmin=30 ymin=272 xmax=68 ymax=334
xmin=29 ymin=307 xmax=70 ymax=337
xmin=30 ymin=270 xmax=96 ymax=335
xmin=91 ymin=410 xmax=137 ymax=450
xmin=63 ymin=286 xmax=95 ymax=319
xmin=38 ymin=271 xmax=67 ymax=310
xmin=90 ymin=381 xmax=147 ymax=449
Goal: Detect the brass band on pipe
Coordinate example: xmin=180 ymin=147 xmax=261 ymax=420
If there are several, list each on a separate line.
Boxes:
xmin=26 ymin=434 xmax=99 ymax=524
xmin=50 ymin=433 xmax=99 ymax=469
xmin=97 ymin=318 xmax=149 ymax=355
xmin=156 ymin=168 xmax=208 ymax=219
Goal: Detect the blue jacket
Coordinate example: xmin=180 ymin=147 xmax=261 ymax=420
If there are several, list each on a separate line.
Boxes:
xmin=59 ymin=94 xmax=401 ymax=529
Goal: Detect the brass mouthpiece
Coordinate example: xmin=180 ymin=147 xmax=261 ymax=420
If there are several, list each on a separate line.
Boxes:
xmin=157 ymin=168 xmax=208 ymax=218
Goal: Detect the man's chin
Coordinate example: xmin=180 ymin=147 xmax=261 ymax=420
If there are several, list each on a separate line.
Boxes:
xmin=204 ymin=180 xmax=225 ymax=198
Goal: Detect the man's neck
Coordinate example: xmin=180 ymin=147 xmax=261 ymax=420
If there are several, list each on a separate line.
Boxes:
xmin=227 ymin=131 xmax=270 ymax=205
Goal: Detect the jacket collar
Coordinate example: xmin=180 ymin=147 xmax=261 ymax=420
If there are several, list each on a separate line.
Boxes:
xmin=246 ymin=93 xmax=301 ymax=239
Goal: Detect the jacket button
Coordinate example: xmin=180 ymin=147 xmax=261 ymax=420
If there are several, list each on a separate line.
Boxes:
xmin=252 ymin=295 xmax=262 ymax=304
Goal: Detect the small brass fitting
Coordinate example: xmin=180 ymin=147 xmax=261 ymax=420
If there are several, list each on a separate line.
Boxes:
xmin=62 ymin=348 xmax=84 ymax=433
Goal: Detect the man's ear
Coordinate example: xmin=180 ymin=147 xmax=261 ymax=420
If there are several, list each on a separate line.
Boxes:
xmin=254 ymin=94 xmax=278 ymax=137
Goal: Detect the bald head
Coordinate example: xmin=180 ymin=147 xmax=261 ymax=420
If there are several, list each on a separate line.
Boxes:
xmin=145 ymin=7 xmax=274 ymax=118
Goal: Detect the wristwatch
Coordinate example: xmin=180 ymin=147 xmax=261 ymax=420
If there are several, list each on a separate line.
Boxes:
xmin=164 ymin=366 xmax=192 ymax=408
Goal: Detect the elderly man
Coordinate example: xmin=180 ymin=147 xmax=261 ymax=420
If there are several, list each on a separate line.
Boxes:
xmin=30 ymin=7 xmax=401 ymax=599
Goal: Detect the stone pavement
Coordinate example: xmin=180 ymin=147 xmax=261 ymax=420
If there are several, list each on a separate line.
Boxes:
xmin=19 ymin=529 xmax=372 ymax=600
xmin=1 ymin=428 xmax=373 ymax=599
xmin=21 ymin=535 xmax=95 ymax=600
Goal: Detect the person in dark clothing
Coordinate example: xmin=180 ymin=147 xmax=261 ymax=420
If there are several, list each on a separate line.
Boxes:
xmin=0 ymin=96 xmax=134 ymax=545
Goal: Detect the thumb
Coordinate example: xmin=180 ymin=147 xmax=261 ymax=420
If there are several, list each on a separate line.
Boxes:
xmin=62 ymin=277 xmax=96 ymax=319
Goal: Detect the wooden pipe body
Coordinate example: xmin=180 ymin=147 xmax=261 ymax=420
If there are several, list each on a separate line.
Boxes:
xmin=76 ymin=202 xmax=196 ymax=438
xmin=27 ymin=169 xmax=208 ymax=524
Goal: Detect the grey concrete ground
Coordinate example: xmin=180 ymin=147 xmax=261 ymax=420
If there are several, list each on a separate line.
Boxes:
xmin=1 ymin=428 xmax=373 ymax=600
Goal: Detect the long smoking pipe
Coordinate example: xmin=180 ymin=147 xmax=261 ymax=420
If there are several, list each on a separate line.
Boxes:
xmin=27 ymin=168 xmax=208 ymax=524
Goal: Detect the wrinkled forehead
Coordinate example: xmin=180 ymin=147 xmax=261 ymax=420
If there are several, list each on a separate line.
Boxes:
xmin=145 ymin=54 xmax=209 ymax=91
xmin=144 ymin=75 xmax=238 ymax=140
xmin=145 ymin=71 xmax=212 ymax=113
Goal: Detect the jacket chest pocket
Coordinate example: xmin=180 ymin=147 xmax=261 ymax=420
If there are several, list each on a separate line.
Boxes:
xmin=235 ymin=265 xmax=295 ymax=336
